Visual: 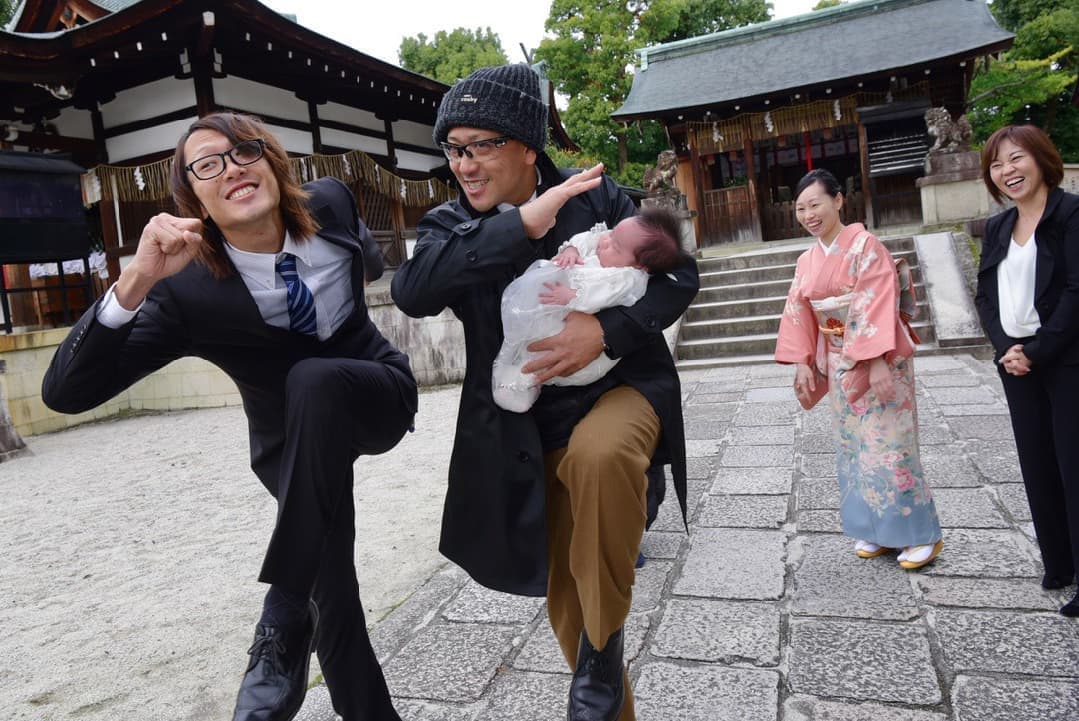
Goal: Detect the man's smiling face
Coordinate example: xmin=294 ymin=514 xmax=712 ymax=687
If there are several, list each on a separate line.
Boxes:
xmin=446 ymin=126 xmax=537 ymax=213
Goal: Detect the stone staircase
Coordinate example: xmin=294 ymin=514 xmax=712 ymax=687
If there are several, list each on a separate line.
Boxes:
xmin=675 ymin=235 xmax=936 ymax=370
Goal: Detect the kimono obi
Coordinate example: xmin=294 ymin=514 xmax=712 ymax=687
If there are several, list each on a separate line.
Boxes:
xmin=809 ymin=294 xmax=853 ymax=349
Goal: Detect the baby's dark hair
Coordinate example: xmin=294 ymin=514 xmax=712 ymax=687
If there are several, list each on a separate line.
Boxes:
xmin=634 ymin=205 xmax=692 ymax=274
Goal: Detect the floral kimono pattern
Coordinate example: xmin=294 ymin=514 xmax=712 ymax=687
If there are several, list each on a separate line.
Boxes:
xmin=775 ymin=223 xmax=941 ymax=548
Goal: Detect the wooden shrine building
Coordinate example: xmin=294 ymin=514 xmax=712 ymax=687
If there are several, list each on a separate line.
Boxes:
xmin=0 ymin=0 xmax=460 ymax=298
xmin=613 ymin=0 xmax=1013 ymax=245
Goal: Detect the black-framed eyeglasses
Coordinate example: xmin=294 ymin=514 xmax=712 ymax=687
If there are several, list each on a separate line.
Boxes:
xmin=185 ymin=139 xmax=266 ymax=180
xmin=438 ymin=136 xmax=511 ymax=163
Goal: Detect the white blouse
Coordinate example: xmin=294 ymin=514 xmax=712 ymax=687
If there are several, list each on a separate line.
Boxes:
xmin=997 ymin=232 xmax=1041 ymax=338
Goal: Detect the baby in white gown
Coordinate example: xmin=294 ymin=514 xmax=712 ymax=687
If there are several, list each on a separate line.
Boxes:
xmin=492 ymin=208 xmax=687 ymax=412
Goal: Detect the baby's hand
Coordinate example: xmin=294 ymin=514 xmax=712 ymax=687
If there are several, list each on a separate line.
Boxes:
xmin=539 ymin=282 xmax=576 ymax=305
xmin=552 ymin=246 xmax=583 ymax=268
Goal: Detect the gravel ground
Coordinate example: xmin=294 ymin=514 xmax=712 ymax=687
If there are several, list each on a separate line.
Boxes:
xmin=0 ymin=384 xmax=460 ymax=721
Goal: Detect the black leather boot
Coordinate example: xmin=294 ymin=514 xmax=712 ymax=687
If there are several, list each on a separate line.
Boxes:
xmin=567 ymin=627 xmax=625 ymax=721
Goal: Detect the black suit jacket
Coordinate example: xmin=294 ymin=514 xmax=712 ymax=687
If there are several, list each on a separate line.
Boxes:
xmin=42 ymin=177 xmax=416 ymax=493
xmin=975 ymin=187 xmax=1079 ymax=366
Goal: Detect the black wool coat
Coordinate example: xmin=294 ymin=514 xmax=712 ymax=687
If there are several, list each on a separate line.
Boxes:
xmin=391 ymin=155 xmax=700 ymax=596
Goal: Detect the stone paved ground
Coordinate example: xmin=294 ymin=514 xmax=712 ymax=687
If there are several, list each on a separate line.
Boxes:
xmin=4 ymin=354 xmax=1078 ymax=721
xmin=305 ymin=353 xmax=1079 ymax=721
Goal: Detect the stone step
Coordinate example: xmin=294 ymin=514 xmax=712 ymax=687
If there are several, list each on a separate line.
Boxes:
xmin=698 ymin=250 xmax=921 ymax=288
xmin=684 ymin=294 xmax=931 ymax=324
xmin=680 ymin=309 xmax=936 ymax=341
xmin=694 ymin=278 xmax=929 ymax=304
xmin=677 ymin=331 xmax=781 ymax=360
xmin=683 ymin=295 xmax=788 ymax=322
xmin=677 ymin=234 xmax=939 ymax=365
xmin=696 ymin=236 xmax=916 ymax=273
xmin=674 ymin=342 xmax=977 ymax=370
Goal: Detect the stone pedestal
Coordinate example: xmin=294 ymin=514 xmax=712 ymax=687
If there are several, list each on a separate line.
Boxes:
xmin=0 ymin=360 xmax=28 ymax=462
xmin=917 ymin=150 xmax=994 ymax=225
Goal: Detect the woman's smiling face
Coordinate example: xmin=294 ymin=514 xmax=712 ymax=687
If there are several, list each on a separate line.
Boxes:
xmin=795 ymin=180 xmax=843 ymax=243
xmin=989 ymin=137 xmax=1046 ymax=204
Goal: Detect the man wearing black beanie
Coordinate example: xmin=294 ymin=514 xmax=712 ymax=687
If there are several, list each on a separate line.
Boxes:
xmin=392 ymin=64 xmax=699 ymax=721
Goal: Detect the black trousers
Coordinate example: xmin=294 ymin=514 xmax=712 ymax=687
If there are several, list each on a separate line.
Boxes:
xmin=997 ymin=360 xmax=1079 ymax=583
xmin=257 ymin=356 xmax=415 ymax=721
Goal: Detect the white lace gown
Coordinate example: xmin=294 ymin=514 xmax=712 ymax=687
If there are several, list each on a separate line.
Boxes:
xmin=492 ymin=227 xmax=648 ymax=413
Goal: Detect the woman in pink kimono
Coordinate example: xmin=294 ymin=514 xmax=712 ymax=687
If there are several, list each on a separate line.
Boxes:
xmin=775 ymin=169 xmax=943 ymax=569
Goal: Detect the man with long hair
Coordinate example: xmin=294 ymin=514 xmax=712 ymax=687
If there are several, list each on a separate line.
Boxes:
xmin=42 ymin=113 xmax=416 ymax=721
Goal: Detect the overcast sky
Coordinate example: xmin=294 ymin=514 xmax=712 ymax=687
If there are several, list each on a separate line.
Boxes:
xmin=261 ymin=0 xmax=821 ymax=67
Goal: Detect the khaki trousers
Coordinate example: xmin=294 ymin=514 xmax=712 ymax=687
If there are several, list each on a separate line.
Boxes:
xmin=544 ymin=386 xmax=660 ymax=721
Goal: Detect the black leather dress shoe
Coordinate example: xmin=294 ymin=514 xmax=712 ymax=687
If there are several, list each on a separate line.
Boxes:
xmin=232 ymin=599 xmax=319 ymax=721
xmin=1042 ymin=572 xmax=1075 ymax=590
xmin=567 ymin=627 xmax=625 ymax=721
xmin=1061 ymin=591 xmax=1079 ymax=618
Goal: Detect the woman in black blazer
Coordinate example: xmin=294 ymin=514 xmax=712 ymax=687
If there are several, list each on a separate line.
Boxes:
xmin=974 ymin=124 xmax=1079 ymax=617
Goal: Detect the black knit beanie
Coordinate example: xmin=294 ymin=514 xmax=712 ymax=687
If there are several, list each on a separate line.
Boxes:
xmin=433 ymin=64 xmax=548 ymax=152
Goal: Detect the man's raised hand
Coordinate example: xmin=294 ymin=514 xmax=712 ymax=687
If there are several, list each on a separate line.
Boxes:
xmin=519 ymin=164 xmax=605 ymax=240
xmin=115 ymin=214 xmax=204 ymax=310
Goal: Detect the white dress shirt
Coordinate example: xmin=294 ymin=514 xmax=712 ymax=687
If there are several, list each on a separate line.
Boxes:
xmin=97 ymin=232 xmax=355 ymax=341
xmin=997 ymin=232 xmax=1041 ymax=338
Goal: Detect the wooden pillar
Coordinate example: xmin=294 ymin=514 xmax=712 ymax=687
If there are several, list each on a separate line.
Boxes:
xmin=383 ymin=118 xmax=399 ymax=171
xmin=99 ymin=195 xmax=122 ymax=285
xmin=308 ymin=100 xmax=322 ymax=154
xmin=193 ymin=57 xmax=215 ymax=117
xmin=88 ymin=104 xmax=121 ymax=284
xmin=193 ymin=11 xmax=217 ymax=117
xmin=381 ymin=117 xmax=406 ymax=262
xmin=743 ymin=118 xmax=763 ymax=243
xmin=90 ymin=104 xmax=108 ymax=164
xmin=1 ymin=265 xmax=37 ymax=328
xmin=687 ymin=137 xmax=706 ymax=245
xmin=858 ymin=121 xmax=874 ymax=228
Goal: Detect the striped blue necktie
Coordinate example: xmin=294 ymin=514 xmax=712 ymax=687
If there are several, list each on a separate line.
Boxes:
xmin=275 ymin=253 xmax=317 ymax=336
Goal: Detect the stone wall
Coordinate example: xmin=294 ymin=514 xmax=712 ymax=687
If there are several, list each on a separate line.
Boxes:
xmin=0 ymin=275 xmax=686 ymax=438
xmin=920 ymin=159 xmax=1079 ymax=228
xmin=0 ymin=279 xmax=464 ymax=438
xmin=0 ymin=327 xmax=244 ymax=438
xmin=366 ymin=284 xmax=466 ymax=388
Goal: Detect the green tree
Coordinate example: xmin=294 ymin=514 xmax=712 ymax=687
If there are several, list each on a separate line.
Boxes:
xmin=813 ymin=0 xmax=843 ymax=10
xmin=989 ymin=0 xmax=1063 ymax=32
xmin=398 ymin=28 xmax=508 ymax=85
xmin=1 ymin=0 xmax=15 ymax=27
xmin=969 ymin=1 xmax=1078 ymax=159
xmin=535 ymin=0 xmax=770 ymax=187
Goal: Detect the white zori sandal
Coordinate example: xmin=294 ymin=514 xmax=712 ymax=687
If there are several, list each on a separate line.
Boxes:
xmin=898 ymin=540 xmax=944 ymax=570
xmin=854 ymin=540 xmax=889 ymax=559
